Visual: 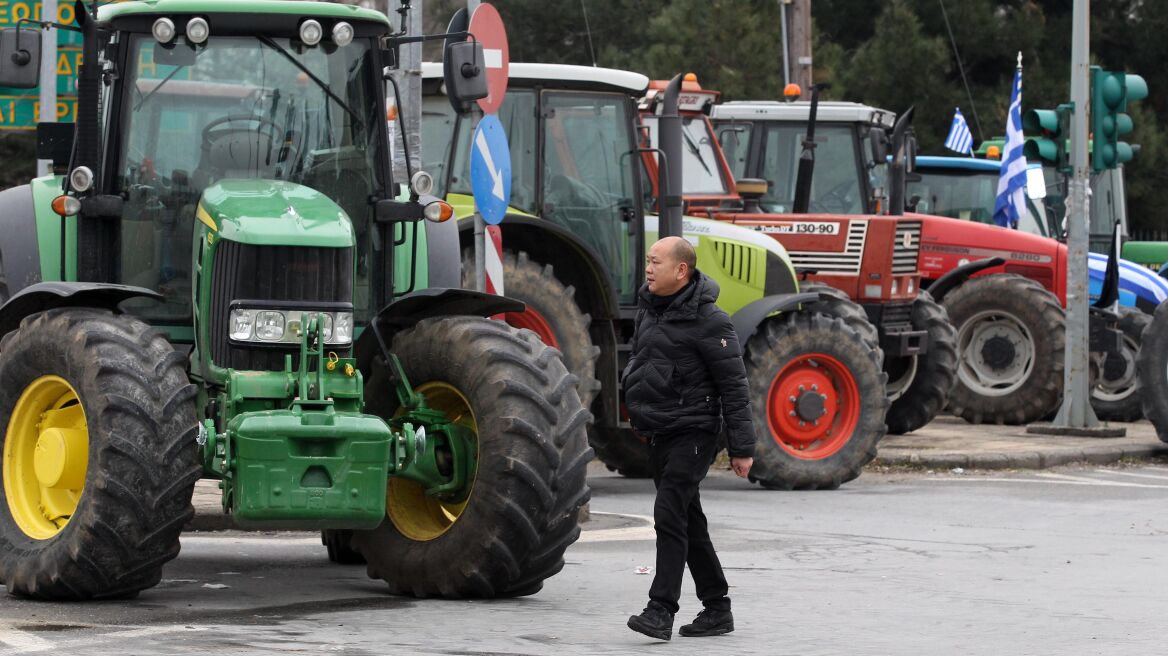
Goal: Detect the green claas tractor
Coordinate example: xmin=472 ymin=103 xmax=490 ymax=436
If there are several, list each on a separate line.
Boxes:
xmin=0 ymin=0 xmax=590 ymax=601
xmin=422 ymin=64 xmax=889 ymax=491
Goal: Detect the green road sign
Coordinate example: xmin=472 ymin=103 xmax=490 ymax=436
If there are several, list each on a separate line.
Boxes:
xmin=0 ymin=0 xmax=94 ymax=130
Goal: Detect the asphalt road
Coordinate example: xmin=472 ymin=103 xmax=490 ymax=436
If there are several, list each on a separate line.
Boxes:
xmin=2 ymin=464 xmax=1167 ymax=655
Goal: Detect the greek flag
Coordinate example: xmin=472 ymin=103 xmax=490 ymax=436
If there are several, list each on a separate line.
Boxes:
xmin=944 ymin=108 xmax=974 ymax=155
xmin=993 ymin=57 xmax=1027 ymax=228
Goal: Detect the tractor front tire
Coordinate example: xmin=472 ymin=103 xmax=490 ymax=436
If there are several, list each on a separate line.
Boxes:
xmin=321 ymin=529 xmax=365 ymax=565
xmin=352 ymin=316 xmax=592 ymax=597
xmin=943 ymin=275 xmax=1065 ymax=425
xmin=1091 ymin=307 xmax=1150 ymax=422
xmin=885 ymin=292 xmax=958 ymax=434
xmin=1137 ymin=302 xmax=1168 ymax=442
xmin=589 ymin=424 xmax=651 ymax=478
xmin=0 ymin=308 xmax=200 ymax=600
xmin=743 ymin=312 xmax=888 ymax=490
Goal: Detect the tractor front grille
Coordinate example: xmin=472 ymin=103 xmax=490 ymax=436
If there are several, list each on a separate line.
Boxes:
xmin=210 ymin=240 xmax=353 ymax=371
xmin=893 ymin=220 xmax=922 ymax=274
xmin=785 ymin=221 xmax=867 ymax=274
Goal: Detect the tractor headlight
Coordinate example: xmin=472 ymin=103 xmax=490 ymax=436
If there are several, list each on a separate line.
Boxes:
xmin=229 ymin=307 xmax=353 ymax=346
xmin=186 ymin=17 xmax=210 ymax=44
xmin=152 ymin=17 xmax=176 ymax=44
xmin=299 ymin=19 xmax=323 ymax=46
xmin=332 ymin=21 xmax=354 ymax=47
xmin=254 ymin=311 xmax=286 ymax=341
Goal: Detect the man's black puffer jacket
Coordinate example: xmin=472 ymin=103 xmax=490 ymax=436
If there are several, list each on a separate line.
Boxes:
xmin=622 ymin=269 xmax=756 ymax=458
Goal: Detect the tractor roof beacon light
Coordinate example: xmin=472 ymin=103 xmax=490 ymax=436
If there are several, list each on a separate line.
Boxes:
xmin=783 ymin=83 xmax=802 ymax=101
xmin=300 ymin=20 xmax=323 ymax=47
xmin=332 ymin=22 xmax=354 ymax=47
xmin=185 ymin=17 xmax=209 ymax=45
xmin=69 ymin=166 xmax=93 ymax=193
xmin=152 ymin=17 xmax=176 ymax=44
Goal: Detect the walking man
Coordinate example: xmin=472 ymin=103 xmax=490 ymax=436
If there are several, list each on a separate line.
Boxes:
xmin=623 ymin=236 xmax=756 ymax=641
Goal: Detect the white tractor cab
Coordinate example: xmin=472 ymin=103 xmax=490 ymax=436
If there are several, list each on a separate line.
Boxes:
xmin=711 ymin=100 xmax=896 ymax=215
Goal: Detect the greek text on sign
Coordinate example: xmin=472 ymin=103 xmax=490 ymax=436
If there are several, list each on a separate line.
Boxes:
xmin=757 ymin=222 xmax=840 ymax=235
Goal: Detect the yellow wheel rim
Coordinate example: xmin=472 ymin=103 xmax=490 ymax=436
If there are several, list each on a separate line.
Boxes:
xmin=386 ymin=382 xmax=478 ymax=541
xmin=3 ymin=375 xmax=88 ymax=540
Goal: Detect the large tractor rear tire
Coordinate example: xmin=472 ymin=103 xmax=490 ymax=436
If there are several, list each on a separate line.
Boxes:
xmin=0 ymin=308 xmax=200 ymax=600
xmin=352 ymin=316 xmax=592 ymax=597
xmin=943 ymin=275 xmax=1065 ymax=425
xmin=799 ymin=283 xmax=956 ymax=434
xmin=1137 ymin=301 xmax=1168 ymax=442
xmin=321 ymin=529 xmax=365 ymax=565
xmin=462 ymin=250 xmax=601 ymax=406
xmin=1091 ymin=307 xmax=1150 ymax=422
xmin=885 ymin=292 xmax=958 ymax=434
xmin=743 ymin=312 xmax=888 ymax=490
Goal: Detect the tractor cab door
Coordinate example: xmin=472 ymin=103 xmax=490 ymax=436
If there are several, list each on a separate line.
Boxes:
xmin=539 ymin=91 xmax=641 ymax=305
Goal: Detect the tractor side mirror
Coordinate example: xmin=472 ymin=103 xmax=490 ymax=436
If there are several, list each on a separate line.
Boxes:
xmin=869 ymin=129 xmax=889 ymax=164
xmin=0 ymin=28 xmax=42 ymax=89
xmin=1025 ymin=166 xmax=1047 ymax=200
xmin=443 ymin=40 xmax=487 ymax=113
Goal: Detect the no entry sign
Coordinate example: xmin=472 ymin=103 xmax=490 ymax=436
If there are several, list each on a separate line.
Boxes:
xmin=467 ymin=3 xmax=509 ymax=114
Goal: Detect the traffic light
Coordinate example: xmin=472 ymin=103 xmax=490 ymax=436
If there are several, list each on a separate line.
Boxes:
xmin=1023 ymin=104 xmax=1071 ymax=173
xmin=1091 ymin=66 xmax=1148 ymax=171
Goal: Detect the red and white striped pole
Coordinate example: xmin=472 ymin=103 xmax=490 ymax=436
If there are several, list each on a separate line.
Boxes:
xmin=484 ymin=225 xmax=504 ymax=296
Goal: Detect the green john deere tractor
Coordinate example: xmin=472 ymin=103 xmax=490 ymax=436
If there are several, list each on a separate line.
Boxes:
xmin=0 ymin=0 xmax=590 ymax=601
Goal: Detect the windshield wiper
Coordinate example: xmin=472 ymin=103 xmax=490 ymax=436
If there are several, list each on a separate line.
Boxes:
xmin=682 ymin=127 xmax=713 ymax=176
xmin=258 ymin=36 xmax=365 ymax=132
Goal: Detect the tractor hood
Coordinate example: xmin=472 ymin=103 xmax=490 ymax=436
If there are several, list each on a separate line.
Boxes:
xmin=197 ymin=180 xmax=355 ymax=248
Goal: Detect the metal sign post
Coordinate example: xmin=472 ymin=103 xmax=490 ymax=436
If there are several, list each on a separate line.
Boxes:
xmin=466 ymin=1 xmax=508 ymax=293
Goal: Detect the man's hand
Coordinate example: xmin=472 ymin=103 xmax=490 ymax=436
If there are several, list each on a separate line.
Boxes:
xmin=730 ymin=456 xmax=753 ymax=478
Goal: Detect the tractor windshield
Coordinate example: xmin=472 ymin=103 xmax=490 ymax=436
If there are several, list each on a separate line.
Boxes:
xmin=755 ymin=123 xmax=864 ymax=214
xmin=113 ymin=35 xmax=384 ymax=322
xmin=641 ymin=115 xmax=730 ymax=194
xmin=908 ymin=169 xmax=1052 ymax=237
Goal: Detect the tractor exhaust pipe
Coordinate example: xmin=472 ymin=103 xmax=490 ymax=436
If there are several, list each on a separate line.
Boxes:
xmin=658 ymin=73 xmax=684 ymax=238
xmin=792 ymin=83 xmax=829 ymax=214
xmin=886 ymin=106 xmax=916 ymax=216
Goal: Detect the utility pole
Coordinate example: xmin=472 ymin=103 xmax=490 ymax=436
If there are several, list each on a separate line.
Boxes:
xmin=1029 ymin=0 xmax=1124 ymax=437
xmin=788 ymin=0 xmax=812 ymax=97
xmin=778 ymin=0 xmax=791 ymax=87
xmin=36 ymin=0 xmax=58 ymax=177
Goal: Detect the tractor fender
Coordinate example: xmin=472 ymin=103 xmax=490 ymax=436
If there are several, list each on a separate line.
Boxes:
xmin=354 ymin=287 xmax=525 ymax=364
xmin=731 ymin=291 xmax=824 ymax=343
xmin=926 ymin=257 xmax=1007 ymax=304
xmin=0 ymin=184 xmax=43 ymax=299
xmin=424 ymin=216 xmax=462 ymax=290
xmin=0 ymin=282 xmax=163 ymax=340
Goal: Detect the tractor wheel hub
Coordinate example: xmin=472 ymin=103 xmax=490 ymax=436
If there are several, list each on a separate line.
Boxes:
xmin=980 ymin=335 xmax=1016 ymax=370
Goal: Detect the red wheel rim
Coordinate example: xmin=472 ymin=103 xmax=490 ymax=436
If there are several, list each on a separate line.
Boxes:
xmin=503 ymin=309 xmax=560 ymax=349
xmin=766 ymin=353 xmax=860 ymax=460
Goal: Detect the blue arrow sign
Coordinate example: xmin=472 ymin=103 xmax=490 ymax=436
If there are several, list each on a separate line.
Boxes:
xmin=470 ymin=114 xmax=511 ymax=225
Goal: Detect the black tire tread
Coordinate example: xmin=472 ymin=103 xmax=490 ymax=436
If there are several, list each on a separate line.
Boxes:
xmin=942 ymin=274 xmax=1065 ymax=425
xmin=742 ymin=311 xmax=888 ymax=491
xmin=1137 ymin=302 xmax=1168 ymax=441
xmin=350 ymin=316 xmax=592 ymax=597
xmin=0 ymin=308 xmax=199 ymax=600
xmin=1091 ymin=306 xmax=1150 ymax=422
xmin=886 ymin=292 xmax=959 ymax=434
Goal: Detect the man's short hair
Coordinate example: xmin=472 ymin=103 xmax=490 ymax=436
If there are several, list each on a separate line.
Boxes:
xmin=672 ymin=238 xmax=697 ymax=276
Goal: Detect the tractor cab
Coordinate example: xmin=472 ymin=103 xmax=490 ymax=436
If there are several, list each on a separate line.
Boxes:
xmin=710 ymin=100 xmax=896 ymax=215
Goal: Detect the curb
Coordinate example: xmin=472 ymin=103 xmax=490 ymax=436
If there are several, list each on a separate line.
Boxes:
xmin=874 ymin=443 xmax=1168 ymax=470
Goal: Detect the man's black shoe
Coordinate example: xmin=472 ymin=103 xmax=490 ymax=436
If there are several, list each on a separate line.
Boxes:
xmin=679 ymin=608 xmax=734 ymax=637
xmin=627 ymin=602 xmax=674 ymax=641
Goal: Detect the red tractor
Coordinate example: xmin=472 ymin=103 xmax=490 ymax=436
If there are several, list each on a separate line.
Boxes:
xmin=640 ymin=76 xmax=957 ymax=434
xmin=710 ymin=96 xmax=1123 ymax=425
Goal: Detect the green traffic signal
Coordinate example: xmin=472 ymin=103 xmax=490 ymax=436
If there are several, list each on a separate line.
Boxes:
xmin=1022 ymin=105 xmax=1070 ymax=173
xmin=1091 ymin=66 xmax=1147 ymax=171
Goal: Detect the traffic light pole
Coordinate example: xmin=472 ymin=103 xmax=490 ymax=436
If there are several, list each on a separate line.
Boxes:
xmin=1045 ymin=0 xmax=1111 ymax=432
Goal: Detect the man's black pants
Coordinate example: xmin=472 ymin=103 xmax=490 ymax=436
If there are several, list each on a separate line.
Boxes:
xmin=647 ymin=430 xmax=730 ymax=615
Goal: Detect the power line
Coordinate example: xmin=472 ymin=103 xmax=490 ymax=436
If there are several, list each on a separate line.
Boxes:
xmin=580 ymin=0 xmax=598 ymax=66
xmin=939 ymin=0 xmax=984 ymax=142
